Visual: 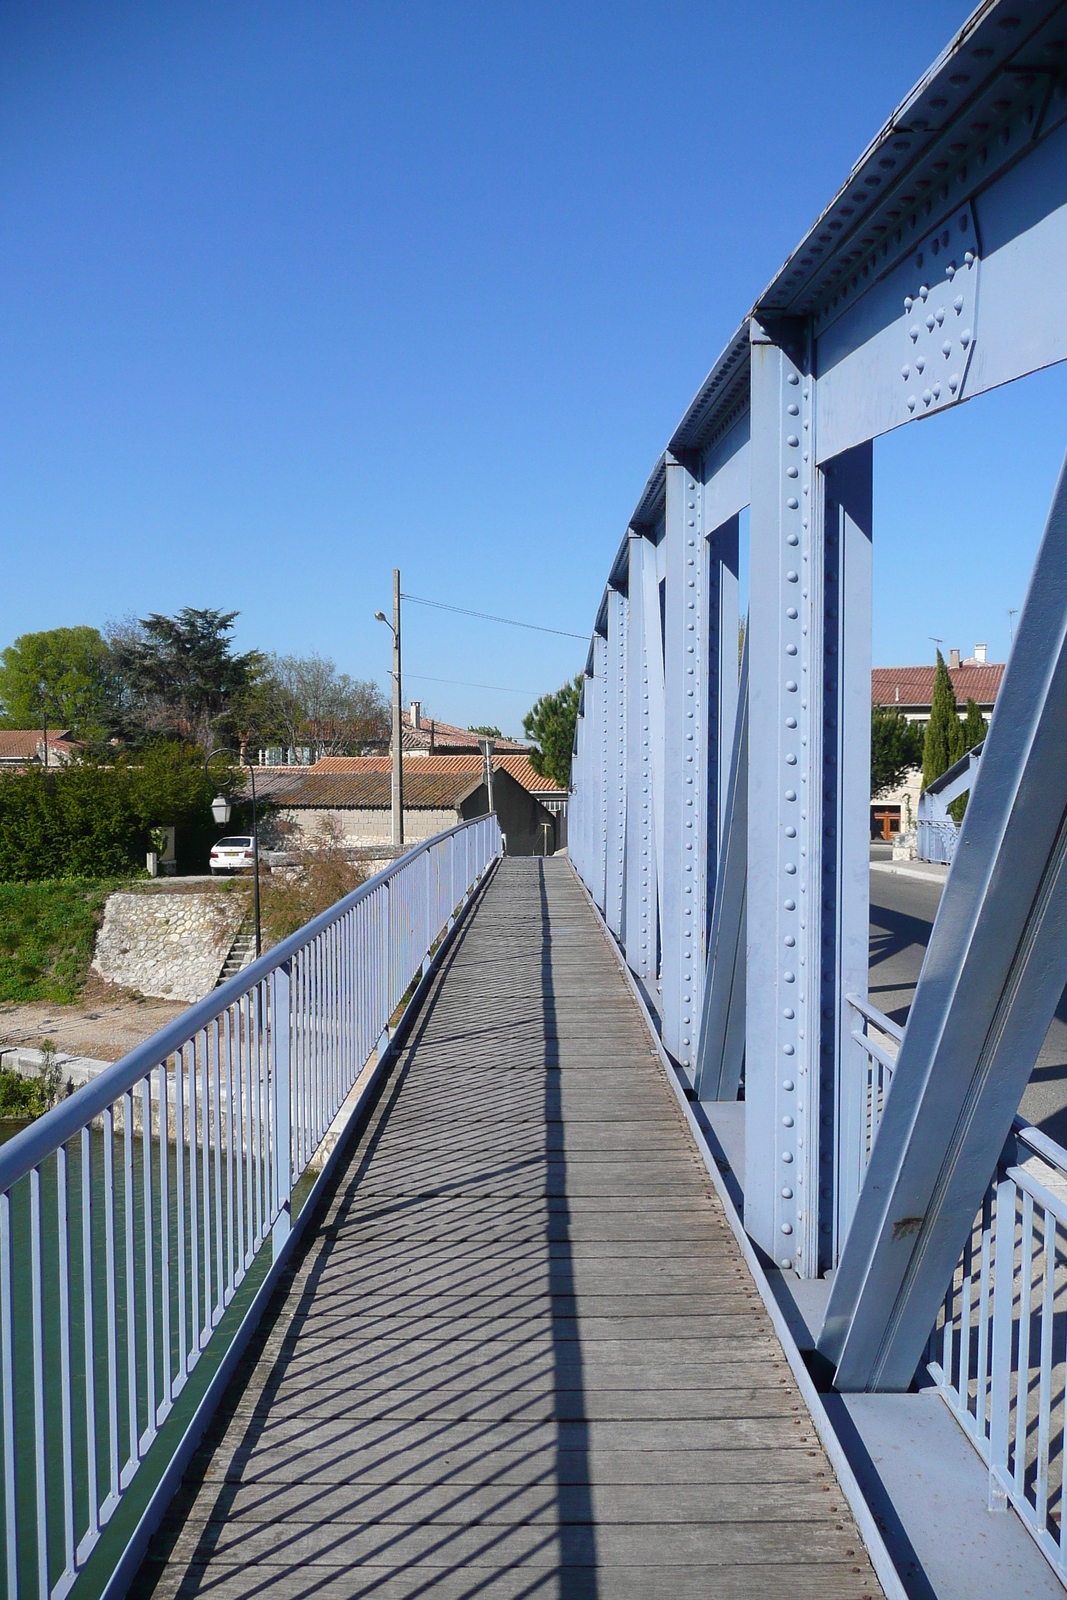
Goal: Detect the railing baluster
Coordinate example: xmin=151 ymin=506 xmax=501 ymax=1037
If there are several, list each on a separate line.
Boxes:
xmin=79 ymin=1126 xmax=98 ymax=1555
xmin=1034 ymin=1207 xmax=1055 ymax=1525
xmin=200 ymin=1030 xmax=211 ymax=1343
xmin=141 ymin=1079 xmax=157 ymax=1448
xmin=56 ymin=1145 xmax=75 ymax=1590
xmin=212 ymin=1020 xmax=224 ymax=1325
xmin=975 ymin=1188 xmax=993 ymax=1445
xmin=224 ymin=1012 xmax=235 ymax=1305
xmin=103 ymin=1107 xmax=120 ymax=1511
xmin=30 ymin=1166 xmax=48 ymax=1600
xmin=1014 ymin=1190 xmax=1035 ymax=1501
xmin=123 ymin=1091 xmax=138 ymax=1477
xmin=158 ymin=1064 xmax=171 ymax=1415
xmin=1 ymin=1191 xmax=17 ymax=1600
xmin=188 ymin=1038 xmax=200 ymax=1361
xmin=175 ymin=1047 xmax=187 ymax=1386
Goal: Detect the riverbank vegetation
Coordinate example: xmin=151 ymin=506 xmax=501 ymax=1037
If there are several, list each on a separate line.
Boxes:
xmin=0 ymin=880 xmax=120 ymax=1004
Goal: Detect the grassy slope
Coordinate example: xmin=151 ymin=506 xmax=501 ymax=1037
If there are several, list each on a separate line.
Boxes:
xmin=0 ymin=880 xmax=121 ymax=1004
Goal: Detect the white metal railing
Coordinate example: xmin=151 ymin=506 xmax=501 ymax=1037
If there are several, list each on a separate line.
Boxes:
xmin=917 ymin=816 xmax=959 ymax=865
xmin=0 ymin=815 xmax=501 ymax=1600
xmin=927 ymin=1115 xmax=1067 ymax=1583
xmin=849 ymin=994 xmax=1067 ymax=1586
xmin=847 ymin=995 xmax=902 ymax=1192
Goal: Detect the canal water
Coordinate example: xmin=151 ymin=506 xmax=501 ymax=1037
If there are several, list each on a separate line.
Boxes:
xmin=0 ymin=1116 xmax=314 ymax=1600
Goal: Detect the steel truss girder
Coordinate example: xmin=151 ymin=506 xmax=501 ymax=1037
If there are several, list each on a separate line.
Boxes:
xmin=661 ymin=457 xmax=708 ymax=1064
xmin=746 ymin=319 xmax=872 ymax=1276
xmin=624 ymin=532 xmax=658 ymax=980
xmin=823 ymin=449 xmax=1067 ymax=1392
xmin=695 ymin=633 xmax=748 ymax=1103
xmin=603 ymin=588 xmax=628 ymax=939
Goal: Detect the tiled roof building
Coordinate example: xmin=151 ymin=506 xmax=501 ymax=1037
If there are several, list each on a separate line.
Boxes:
xmin=871 ymin=651 xmax=1004 ymax=716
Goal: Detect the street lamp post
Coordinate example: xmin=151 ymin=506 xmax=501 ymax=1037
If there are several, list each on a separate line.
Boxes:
xmin=205 ymin=748 xmax=262 ymax=958
xmin=375 ymin=567 xmax=404 ymax=848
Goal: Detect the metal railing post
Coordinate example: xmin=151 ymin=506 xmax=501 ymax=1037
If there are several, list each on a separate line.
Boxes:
xmin=270 ymin=961 xmax=292 ymax=1264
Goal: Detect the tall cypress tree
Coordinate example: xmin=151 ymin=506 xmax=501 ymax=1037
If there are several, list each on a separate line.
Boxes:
xmin=922 ymin=649 xmax=965 ymax=789
xmin=962 ymin=696 xmax=987 ymax=751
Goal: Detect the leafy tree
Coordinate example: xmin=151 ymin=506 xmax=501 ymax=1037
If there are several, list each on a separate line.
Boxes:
xmin=109 ymin=609 xmax=261 ymax=750
xmin=871 ymin=705 xmax=924 ymax=799
xmin=922 ymin=649 xmax=965 ymax=790
xmin=962 ymin=697 xmax=987 ymax=751
xmin=467 ymin=724 xmax=502 ymax=740
xmin=250 ymin=654 xmax=388 ymax=757
xmin=0 ymin=627 xmax=118 ymax=739
xmin=523 ymin=676 xmax=581 ymax=790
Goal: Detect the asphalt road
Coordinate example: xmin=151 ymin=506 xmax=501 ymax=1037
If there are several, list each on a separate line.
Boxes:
xmin=869 ymin=852 xmax=1067 ymax=1146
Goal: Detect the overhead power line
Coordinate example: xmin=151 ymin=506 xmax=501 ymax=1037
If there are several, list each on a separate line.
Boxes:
xmin=400 ymin=592 xmax=587 ymax=641
xmin=405 ymin=672 xmax=541 ymax=695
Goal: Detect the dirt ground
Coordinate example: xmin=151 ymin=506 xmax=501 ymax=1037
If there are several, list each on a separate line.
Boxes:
xmin=0 ymin=974 xmax=189 ymax=1062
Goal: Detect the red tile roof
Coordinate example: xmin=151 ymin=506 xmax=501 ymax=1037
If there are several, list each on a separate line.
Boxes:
xmin=309 ymin=753 xmax=564 ymax=794
xmin=871 ymin=663 xmax=1004 ymax=709
xmin=0 ymin=729 xmax=74 ymax=762
xmin=271 ymin=770 xmax=483 ymax=810
xmin=400 ymin=710 xmax=529 ymax=753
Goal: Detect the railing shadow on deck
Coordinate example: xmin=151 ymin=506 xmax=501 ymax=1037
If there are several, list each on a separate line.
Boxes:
xmin=537 ymin=859 xmax=599 ymax=1597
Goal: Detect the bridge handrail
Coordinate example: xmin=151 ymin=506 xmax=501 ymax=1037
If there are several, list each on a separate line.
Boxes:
xmin=0 ymin=813 xmax=502 ymax=1600
xmin=847 ymin=993 xmax=1067 ymax=1575
xmin=926 ymin=1111 xmax=1067 ymax=1578
xmin=0 ymin=817 xmax=491 ymax=1194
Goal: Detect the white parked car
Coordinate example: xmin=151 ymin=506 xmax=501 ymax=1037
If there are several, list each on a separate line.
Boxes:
xmin=210 ymin=836 xmax=257 ymax=875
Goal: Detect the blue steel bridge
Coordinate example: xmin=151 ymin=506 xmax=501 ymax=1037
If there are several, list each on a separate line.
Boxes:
xmin=6 ymin=3 xmax=1067 ymax=1597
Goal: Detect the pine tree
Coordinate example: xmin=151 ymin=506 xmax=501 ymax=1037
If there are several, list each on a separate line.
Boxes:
xmin=961 ymin=697 xmax=987 ymax=751
xmin=922 ymin=649 xmax=965 ymax=789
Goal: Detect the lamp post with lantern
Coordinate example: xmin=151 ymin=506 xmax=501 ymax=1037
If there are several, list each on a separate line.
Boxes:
xmin=205 ymin=748 xmax=262 ymax=959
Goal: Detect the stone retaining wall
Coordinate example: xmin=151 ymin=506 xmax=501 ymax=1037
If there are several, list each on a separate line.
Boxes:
xmin=92 ymin=890 xmax=248 ymax=1002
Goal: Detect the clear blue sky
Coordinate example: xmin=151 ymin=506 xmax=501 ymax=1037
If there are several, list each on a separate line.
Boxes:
xmin=2 ymin=1 xmax=1063 ymax=738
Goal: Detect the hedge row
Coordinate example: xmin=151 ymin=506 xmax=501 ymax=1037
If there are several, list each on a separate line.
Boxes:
xmin=0 ymin=744 xmax=232 ymax=880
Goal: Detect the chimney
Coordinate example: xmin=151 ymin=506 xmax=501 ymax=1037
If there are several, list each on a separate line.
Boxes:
xmin=949 ymin=648 xmax=960 ymax=670
xmin=895 ymin=685 xmax=900 ymax=703
xmin=410 ymin=700 xmax=421 ymax=730
xmin=974 ymin=642 xmax=986 ymax=663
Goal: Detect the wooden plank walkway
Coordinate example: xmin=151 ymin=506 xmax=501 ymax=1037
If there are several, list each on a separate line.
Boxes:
xmin=133 ymin=857 xmax=883 ymax=1599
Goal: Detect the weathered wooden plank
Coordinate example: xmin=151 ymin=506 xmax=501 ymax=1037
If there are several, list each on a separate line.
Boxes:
xmin=137 ymin=1562 xmax=877 ymax=1600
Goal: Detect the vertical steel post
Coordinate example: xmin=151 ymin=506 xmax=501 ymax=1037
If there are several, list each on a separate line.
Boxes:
xmin=661 ymin=455 xmax=709 ymax=1066
xmin=746 ymin=317 xmax=872 ymax=1276
xmin=270 ymin=960 xmax=292 ymax=1263
xmin=589 ymin=633 xmax=608 ymax=912
xmin=604 ymin=587 xmax=628 ymax=939
xmin=624 ymin=532 xmax=656 ymax=979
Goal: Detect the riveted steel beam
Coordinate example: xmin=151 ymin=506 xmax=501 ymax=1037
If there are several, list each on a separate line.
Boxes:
xmin=823 ymin=448 xmax=1067 ymax=1392
xmin=661 ymin=456 xmax=707 ymax=1065
xmin=624 ymin=532 xmax=657 ymax=980
xmin=604 ymin=587 xmax=628 ymax=936
xmin=746 ymin=317 xmax=873 ymax=1277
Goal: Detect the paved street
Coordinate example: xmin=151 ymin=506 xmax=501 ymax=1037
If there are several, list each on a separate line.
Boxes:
xmin=869 ymin=852 xmax=1067 ymax=1146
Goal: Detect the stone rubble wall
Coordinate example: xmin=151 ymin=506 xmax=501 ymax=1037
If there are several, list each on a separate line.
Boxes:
xmin=92 ymin=891 xmax=248 ymax=1002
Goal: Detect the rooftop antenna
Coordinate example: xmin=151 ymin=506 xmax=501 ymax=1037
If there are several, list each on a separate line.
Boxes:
xmin=1008 ymin=608 xmax=1019 ymax=644
xmin=929 ymin=636 xmax=943 ymax=659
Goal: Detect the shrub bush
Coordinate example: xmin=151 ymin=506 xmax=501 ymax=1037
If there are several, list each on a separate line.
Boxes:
xmin=0 ymin=743 xmax=224 ymax=881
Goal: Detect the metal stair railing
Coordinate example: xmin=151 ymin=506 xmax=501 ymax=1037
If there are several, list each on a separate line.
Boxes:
xmin=0 ymin=814 xmax=501 ymax=1600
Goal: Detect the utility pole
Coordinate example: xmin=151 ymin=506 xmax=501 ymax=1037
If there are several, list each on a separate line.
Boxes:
xmin=374 ymin=573 xmax=404 ymax=848
xmin=391 ymin=569 xmax=404 ymax=847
